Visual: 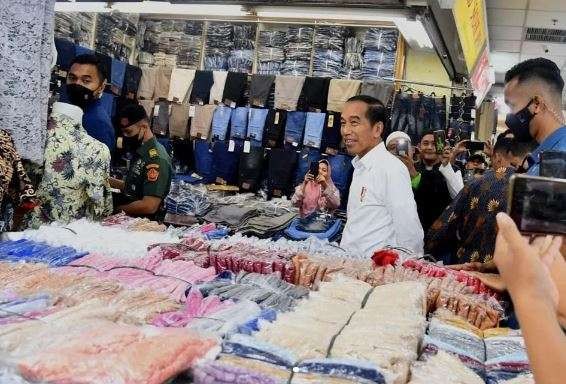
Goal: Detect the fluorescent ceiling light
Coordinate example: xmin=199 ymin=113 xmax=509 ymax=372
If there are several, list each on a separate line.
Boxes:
xmin=55 ymin=2 xmax=246 ymax=17
xmin=393 ymin=18 xmax=434 ymax=50
xmin=253 ymin=6 xmax=410 ymax=23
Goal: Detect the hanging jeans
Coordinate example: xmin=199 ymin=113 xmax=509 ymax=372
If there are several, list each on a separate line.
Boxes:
xmin=416 ymin=95 xmax=443 ymax=137
xmin=321 ymin=112 xmax=342 ymax=153
xmin=247 ymin=108 xmax=269 ymax=143
xmin=194 ymin=139 xmax=214 ymax=183
xmin=211 ymin=105 xmax=232 ymax=141
xmin=239 ymin=147 xmax=265 ymax=192
xmin=230 ymin=107 xmax=249 ymax=139
xmin=390 ymin=93 xmax=418 ymax=143
xmin=212 ymin=140 xmax=241 ymax=185
xmin=303 ymin=112 xmax=326 ymax=149
xmin=284 ymin=111 xmax=307 ymax=146
xmin=268 ymin=148 xmax=298 ymax=198
xmin=264 ymin=109 xmax=287 ymax=148
xmin=294 ymin=147 xmax=322 ymax=186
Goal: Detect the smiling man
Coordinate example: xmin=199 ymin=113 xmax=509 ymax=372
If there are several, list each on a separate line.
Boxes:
xmin=339 ymin=95 xmax=423 ymax=258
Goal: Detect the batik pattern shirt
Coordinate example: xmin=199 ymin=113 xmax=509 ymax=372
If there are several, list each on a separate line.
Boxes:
xmin=425 ymin=167 xmax=514 ymax=264
xmin=26 ymin=104 xmax=113 ymax=227
xmin=0 ymin=130 xmax=36 ymax=231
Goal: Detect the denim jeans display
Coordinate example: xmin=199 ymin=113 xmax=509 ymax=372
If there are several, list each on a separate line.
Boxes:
xmin=264 ymin=110 xmax=287 ymax=148
xmin=284 ymin=216 xmax=342 ymax=241
xmin=239 ymin=147 xmax=265 ymax=192
xmin=211 ymin=105 xmax=232 ymax=141
xmin=212 ymin=140 xmax=241 ymax=185
xmin=230 ymin=107 xmax=249 ymax=139
xmin=193 ymin=139 xmax=214 ymax=183
xmin=268 ymin=148 xmax=298 ymax=198
xmin=284 ymin=111 xmax=307 ymax=146
xmin=326 ymin=153 xmax=353 ymax=208
xmin=321 ymin=112 xmax=342 ymax=154
xmin=247 ymin=108 xmax=269 ymax=143
xmin=303 ymin=112 xmax=326 ymax=149
xmin=390 ymin=92 xmax=448 ymax=143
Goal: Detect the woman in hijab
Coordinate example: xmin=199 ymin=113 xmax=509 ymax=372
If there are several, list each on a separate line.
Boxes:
xmin=291 ymin=159 xmax=340 ymax=217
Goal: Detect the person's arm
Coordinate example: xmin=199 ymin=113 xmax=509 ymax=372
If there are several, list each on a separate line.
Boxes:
xmin=322 ymin=183 xmax=341 ymax=210
xmin=494 ymin=213 xmax=566 ymax=384
xmin=118 ymin=196 xmax=162 ymax=216
xmin=386 ymin=165 xmax=424 ymax=253
xmin=438 ymin=163 xmax=464 ymax=198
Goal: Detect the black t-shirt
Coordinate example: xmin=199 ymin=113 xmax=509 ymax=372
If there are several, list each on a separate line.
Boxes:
xmin=414 ymin=163 xmax=453 ymax=232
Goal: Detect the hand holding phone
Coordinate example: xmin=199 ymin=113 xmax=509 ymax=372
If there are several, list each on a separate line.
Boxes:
xmin=309 ymin=162 xmax=319 ymax=179
xmin=465 ymin=141 xmax=486 ymax=152
xmin=395 ymin=139 xmax=410 ymax=157
xmin=508 ymin=174 xmax=566 ymax=235
xmin=433 ymin=130 xmax=446 ymax=154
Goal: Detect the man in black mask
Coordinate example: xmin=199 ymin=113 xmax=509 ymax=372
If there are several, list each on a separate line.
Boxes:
xmin=109 ymin=104 xmax=172 ymax=220
xmin=504 ymin=57 xmax=566 ymax=175
xmin=65 ymin=54 xmax=115 ymax=152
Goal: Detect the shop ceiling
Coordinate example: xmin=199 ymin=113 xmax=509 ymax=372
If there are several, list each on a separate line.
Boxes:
xmin=487 ymin=0 xmax=566 ymax=94
xmin=56 ymin=1 xmax=412 ymax=6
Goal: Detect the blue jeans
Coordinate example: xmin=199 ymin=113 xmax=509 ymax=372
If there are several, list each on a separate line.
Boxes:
xmin=230 ymin=107 xmax=249 ymax=139
xmin=391 ymin=93 xmax=418 ymax=143
xmin=211 ymin=105 xmax=232 ymax=141
xmin=294 ymin=147 xmax=321 ymax=186
xmin=212 ymin=140 xmax=241 ymax=185
xmin=285 ymin=217 xmax=342 ymax=240
xmin=247 ymin=108 xmax=269 ymax=143
xmin=303 ymin=112 xmax=325 ymax=148
xmin=284 ymin=111 xmax=307 ymax=145
xmin=194 ymin=139 xmax=214 ymax=183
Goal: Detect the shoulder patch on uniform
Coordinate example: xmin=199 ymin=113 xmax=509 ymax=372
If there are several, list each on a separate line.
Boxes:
xmin=149 ymin=148 xmax=158 ymax=158
xmin=147 ymin=167 xmax=159 ymax=182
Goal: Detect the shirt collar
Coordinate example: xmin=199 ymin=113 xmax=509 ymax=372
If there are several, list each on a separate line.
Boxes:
xmin=52 ymin=102 xmax=83 ymax=124
xmin=352 ymin=142 xmax=386 ymax=170
xmin=528 ymin=126 xmax=566 ymax=167
xmin=137 ymin=136 xmax=157 ymax=156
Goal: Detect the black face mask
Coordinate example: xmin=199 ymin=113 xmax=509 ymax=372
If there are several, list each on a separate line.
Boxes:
xmin=505 ymin=100 xmax=535 ymax=142
xmin=121 ymin=132 xmax=143 ymax=153
xmin=66 ymin=84 xmax=97 ymax=110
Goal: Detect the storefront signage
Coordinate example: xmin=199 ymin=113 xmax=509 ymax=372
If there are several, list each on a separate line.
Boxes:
xmin=470 ymin=47 xmax=493 ymax=105
xmin=453 ymin=0 xmax=488 ymax=74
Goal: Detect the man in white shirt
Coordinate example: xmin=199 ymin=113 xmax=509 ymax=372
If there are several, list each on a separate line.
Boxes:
xmin=340 ymin=95 xmax=424 ymax=258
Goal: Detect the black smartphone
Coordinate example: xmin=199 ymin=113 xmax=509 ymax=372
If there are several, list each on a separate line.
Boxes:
xmin=309 ymin=162 xmax=319 ymax=178
xmin=433 ymin=130 xmax=446 ymax=154
xmin=540 ymin=151 xmax=566 ymax=179
xmin=465 ymin=141 xmax=485 ymax=152
xmin=396 ymin=139 xmax=410 ymax=157
xmin=507 ymin=174 xmax=566 ymax=235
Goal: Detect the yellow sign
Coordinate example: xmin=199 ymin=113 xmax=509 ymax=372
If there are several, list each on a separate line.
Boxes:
xmin=453 ymin=0 xmax=488 ymax=73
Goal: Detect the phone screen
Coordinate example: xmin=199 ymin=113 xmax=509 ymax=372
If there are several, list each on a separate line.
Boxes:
xmin=396 ymin=139 xmax=410 ymax=157
xmin=466 ymin=141 xmax=485 ymax=152
xmin=508 ymin=174 xmax=566 ymax=235
xmin=540 ymin=151 xmax=566 ymax=179
xmin=433 ymin=130 xmax=446 ymax=154
xmin=309 ymin=162 xmax=319 ymax=178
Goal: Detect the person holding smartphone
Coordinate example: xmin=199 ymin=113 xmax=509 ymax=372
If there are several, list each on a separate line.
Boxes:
xmin=386 ymin=130 xmax=463 ymax=232
xmin=291 ymin=159 xmax=340 ymax=218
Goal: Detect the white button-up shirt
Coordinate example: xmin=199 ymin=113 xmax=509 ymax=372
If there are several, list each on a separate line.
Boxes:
xmin=341 ymin=142 xmax=424 ymax=258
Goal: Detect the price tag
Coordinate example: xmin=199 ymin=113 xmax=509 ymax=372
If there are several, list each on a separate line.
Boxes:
xmin=228 ymin=140 xmax=236 ymax=152
xmin=292 ymin=142 xmax=298 ymax=147
xmin=189 ymin=105 xmax=196 ymax=117
xmin=471 ymin=109 xmax=476 ymax=119
xmin=274 ymin=112 xmax=280 ymax=125
xmin=242 ymin=182 xmax=250 ymax=190
xmin=243 ymin=140 xmax=251 ymax=153
xmin=327 ymin=114 xmax=334 ymax=127
xmin=198 ymin=99 xmax=204 ymax=106
xmin=153 ymin=107 xmax=159 ymax=117
xmin=230 ymin=101 xmax=237 ymax=108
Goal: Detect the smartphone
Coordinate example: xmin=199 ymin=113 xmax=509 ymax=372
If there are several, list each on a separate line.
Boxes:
xmin=465 ymin=141 xmax=485 ymax=152
xmin=507 ymin=174 xmax=566 ymax=235
xmin=540 ymin=151 xmax=566 ymax=179
xmin=396 ymin=139 xmax=410 ymax=157
xmin=433 ymin=130 xmax=446 ymax=154
xmin=309 ymin=162 xmax=319 ymax=178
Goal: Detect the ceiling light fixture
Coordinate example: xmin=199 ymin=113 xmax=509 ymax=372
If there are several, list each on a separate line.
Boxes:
xmin=55 ymin=2 xmax=247 ymax=17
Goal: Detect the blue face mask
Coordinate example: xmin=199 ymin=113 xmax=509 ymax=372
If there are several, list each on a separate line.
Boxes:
xmin=505 ymin=99 xmax=535 ymax=143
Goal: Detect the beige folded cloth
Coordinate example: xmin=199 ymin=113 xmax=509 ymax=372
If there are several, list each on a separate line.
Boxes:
xmin=209 ymin=71 xmax=228 ymax=104
xmin=168 ymin=68 xmax=196 ymax=103
xmin=190 ymin=105 xmax=217 ymax=139
xmin=169 ymin=104 xmax=191 ymax=138
xmin=327 ymin=79 xmax=362 ymax=112
xmin=137 ymin=67 xmax=157 ymax=100
xmin=154 ymin=66 xmax=173 ymax=100
xmin=274 ymin=75 xmax=306 ymax=111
